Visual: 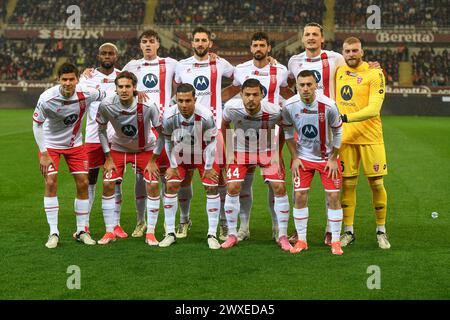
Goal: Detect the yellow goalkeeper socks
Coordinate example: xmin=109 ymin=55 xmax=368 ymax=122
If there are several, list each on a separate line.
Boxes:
xmin=341 ymin=177 xmax=358 ymax=231
xmin=369 ymin=177 xmax=387 ymax=226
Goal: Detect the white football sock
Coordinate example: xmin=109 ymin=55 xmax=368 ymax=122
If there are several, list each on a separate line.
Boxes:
xmin=377 ymin=225 xmax=386 ymax=233
xmin=325 ymin=197 xmax=330 ymax=233
xmin=44 ymin=196 xmax=59 ymax=235
xmin=74 ymin=198 xmax=89 ymax=233
xmin=327 ymin=208 xmax=343 ymax=242
xmin=224 ymin=193 xmax=240 ymax=236
xmin=164 ymin=194 xmax=178 ymax=234
xmin=268 ymin=186 xmax=279 ymax=232
xmin=102 ymin=195 xmax=115 ymax=233
xmin=146 ymin=196 xmax=160 ymax=234
xmin=239 ymin=172 xmax=254 ymax=231
xmin=114 ymin=182 xmax=122 ymax=226
xmin=218 ymin=185 xmax=227 ymax=227
xmin=345 ymin=225 xmax=354 ymax=233
xmin=87 ymin=184 xmax=96 ymax=227
xmin=293 ymin=207 xmax=309 ymax=241
xmin=178 ymin=184 xmax=193 ymax=223
xmin=206 ymin=194 xmax=220 ymax=236
xmin=135 ymin=173 xmax=146 ymax=223
xmin=274 ymin=195 xmax=290 ymax=237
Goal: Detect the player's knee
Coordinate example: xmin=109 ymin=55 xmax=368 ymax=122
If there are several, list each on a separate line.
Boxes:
xmin=146 ymin=182 xmax=159 ymax=198
xmin=294 ymin=190 xmax=308 ymax=207
xmin=102 ymin=181 xmax=115 ymax=196
xmin=227 ymin=182 xmax=241 ymax=196
xmin=270 ymin=182 xmax=286 ymax=196
xmin=327 ymin=192 xmax=340 ymax=209
xmin=205 ymin=185 xmax=218 ymax=195
xmin=75 ymin=175 xmax=89 ymax=191
xmin=45 ymin=176 xmax=58 ymax=193
xmin=166 ymin=182 xmax=180 ymax=194
xmin=343 ymin=176 xmax=358 ymax=190
xmin=368 ymin=176 xmax=384 ymax=190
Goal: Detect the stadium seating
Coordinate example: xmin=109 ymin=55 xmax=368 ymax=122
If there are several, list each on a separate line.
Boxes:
xmin=411 ymin=48 xmax=449 ymax=86
xmin=334 ymin=0 xmax=449 ymax=28
xmin=154 ymin=0 xmax=325 ymax=25
xmin=9 ymin=0 xmax=146 ymax=25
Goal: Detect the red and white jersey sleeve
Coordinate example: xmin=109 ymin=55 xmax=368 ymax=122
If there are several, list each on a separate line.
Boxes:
xmin=223 ymin=99 xmax=281 ymax=153
xmin=162 ymin=103 xmax=217 ymax=155
xmin=123 ymin=57 xmax=178 ymax=113
xmin=33 ymin=84 xmax=105 ymax=149
xmin=96 ymin=95 xmax=161 ymax=153
xmin=175 ymin=56 xmax=234 ymax=127
xmin=288 ymin=50 xmax=345 ymax=99
xmin=281 ymin=94 xmax=342 ymax=162
xmin=232 ymin=60 xmax=288 ymax=106
xmin=79 ymin=68 xmax=120 ymax=143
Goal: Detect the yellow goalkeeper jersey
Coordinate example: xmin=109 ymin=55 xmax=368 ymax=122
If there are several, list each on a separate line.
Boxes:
xmin=335 ymin=62 xmax=386 ymax=144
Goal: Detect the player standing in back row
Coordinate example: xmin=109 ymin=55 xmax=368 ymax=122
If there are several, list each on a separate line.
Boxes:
xmin=79 ymin=43 xmax=123 ymax=238
xmin=174 ymin=27 xmax=234 ymax=239
xmin=222 ymin=31 xmax=294 ymax=243
xmin=122 ymin=29 xmax=178 ymax=237
xmin=335 ymin=37 xmax=390 ymax=249
xmin=33 ymin=63 xmax=106 ymax=248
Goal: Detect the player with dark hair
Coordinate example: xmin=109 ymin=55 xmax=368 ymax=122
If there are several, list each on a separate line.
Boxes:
xmin=221 ymin=79 xmax=291 ymax=251
xmin=96 ymin=71 xmax=162 ymax=246
xmin=33 ymin=62 xmax=107 ymax=248
xmin=149 ymin=83 xmax=222 ymax=249
xmin=282 ymin=70 xmax=344 ymax=255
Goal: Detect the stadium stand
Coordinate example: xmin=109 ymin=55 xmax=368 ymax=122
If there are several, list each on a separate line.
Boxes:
xmin=154 ymin=0 xmax=325 ymax=25
xmin=334 ymin=0 xmax=449 ymax=28
xmin=9 ymin=0 xmax=146 ymax=25
xmin=411 ymin=48 xmax=449 ymax=86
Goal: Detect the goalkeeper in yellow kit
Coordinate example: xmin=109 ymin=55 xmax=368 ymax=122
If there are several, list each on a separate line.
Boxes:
xmin=335 ymin=37 xmax=390 ymax=249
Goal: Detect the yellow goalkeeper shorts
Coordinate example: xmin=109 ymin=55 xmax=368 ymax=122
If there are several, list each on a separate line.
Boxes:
xmin=339 ymin=143 xmax=387 ymax=177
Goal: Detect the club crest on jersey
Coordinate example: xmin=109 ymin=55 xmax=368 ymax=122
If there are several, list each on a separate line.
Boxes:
xmin=143 ymin=73 xmax=158 ymax=89
xmin=302 ymin=124 xmax=318 ymax=138
xmin=319 ymin=112 xmax=325 ymax=122
xmin=357 ymin=76 xmax=363 ymax=84
xmin=373 ymin=164 xmax=380 ymax=172
xmin=341 ymin=85 xmax=353 ymax=101
xmin=122 ymin=124 xmax=137 ymax=137
xmin=64 ymin=114 xmax=78 ymax=125
xmin=193 ymin=76 xmax=209 ymax=91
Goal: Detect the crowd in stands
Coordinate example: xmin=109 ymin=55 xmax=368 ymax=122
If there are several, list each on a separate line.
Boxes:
xmin=334 ymin=0 xmax=449 ymax=28
xmin=0 ymin=1 xmax=7 ymax=24
xmin=412 ymin=48 xmax=449 ymax=86
xmin=9 ymin=0 xmax=146 ymax=25
xmin=0 ymin=37 xmax=57 ymax=81
xmin=155 ymin=0 xmax=325 ymax=26
xmin=0 ymin=37 xmax=189 ymax=81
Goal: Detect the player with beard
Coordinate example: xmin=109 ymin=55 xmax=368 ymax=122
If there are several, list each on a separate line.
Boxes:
xmin=78 ymin=43 xmax=124 ymax=239
xmin=173 ymin=27 xmax=234 ymax=240
xmin=221 ymin=32 xmax=294 ymax=243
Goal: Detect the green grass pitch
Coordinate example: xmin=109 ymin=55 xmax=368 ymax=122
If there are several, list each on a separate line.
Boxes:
xmin=1 ymin=109 xmax=449 ymax=299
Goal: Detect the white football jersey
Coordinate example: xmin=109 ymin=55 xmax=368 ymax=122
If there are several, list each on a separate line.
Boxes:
xmin=162 ymin=103 xmax=217 ymax=157
xmin=232 ymin=60 xmax=288 ymax=106
xmin=79 ymin=68 xmax=120 ymax=143
xmin=96 ymin=95 xmax=161 ymax=153
xmin=175 ymin=56 xmax=234 ymax=127
xmin=123 ymin=57 xmax=178 ymax=112
xmin=281 ymin=94 xmax=342 ymax=162
xmin=288 ymin=50 xmax=345 ymax=99
xmin=33 ymin=84 xmax=106 ymax=149
xmin=223 ymin=99 xmax=282 ymax=153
